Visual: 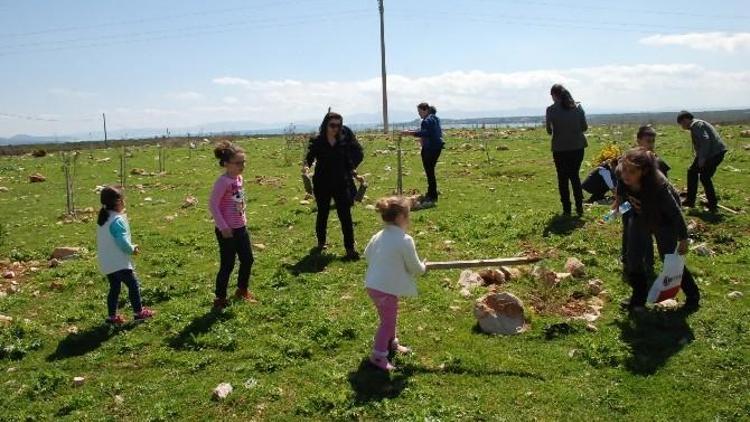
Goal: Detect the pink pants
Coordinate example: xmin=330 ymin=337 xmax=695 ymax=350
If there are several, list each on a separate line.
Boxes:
xmin=367 ymin=288 xmax=398 ymax=354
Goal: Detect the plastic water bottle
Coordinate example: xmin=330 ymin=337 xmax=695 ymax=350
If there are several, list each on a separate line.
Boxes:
xmin=603 ymin=201 xmax=632 ymax=223
xmin=618 ymin=201 xmax=632 ymax=215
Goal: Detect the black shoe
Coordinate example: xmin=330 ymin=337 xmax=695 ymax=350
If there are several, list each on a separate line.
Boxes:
xmin=343 ymin=249 xmax=360 ymax=261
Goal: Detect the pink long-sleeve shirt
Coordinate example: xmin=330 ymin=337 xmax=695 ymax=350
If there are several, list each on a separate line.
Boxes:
xmin=209 ymin=174 xmax=246 ymax=231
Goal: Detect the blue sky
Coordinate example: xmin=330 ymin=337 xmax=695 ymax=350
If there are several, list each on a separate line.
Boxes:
xmin=1 ymin=0 xmax=749 ymax=137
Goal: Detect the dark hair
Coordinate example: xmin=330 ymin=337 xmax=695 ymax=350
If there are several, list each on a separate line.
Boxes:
xmin=621 ymin=148 xmax=670 ymax=223
xmin=213 ymin=140 xmax=243 ymax=167
xmin=636 ymin=125 xmax=656 ymax=139
xmin=550 ymin=84 xmax=577 ymax=110
xmin=375 ymin=196 xmax=410 ymax=223
xmin=318 ymin=112 xmax=344 ymax=140
xmin=417 ymin=103 xmax=437 ymax=115
xmin=98 ymin=186 xmax=123 ymax=226
xmin=676 ymin=110 xmax=694 ymax=123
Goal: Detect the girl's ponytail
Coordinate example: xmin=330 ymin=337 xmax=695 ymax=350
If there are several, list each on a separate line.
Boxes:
xmin=98 ymin=186 xmax=123 ymax=226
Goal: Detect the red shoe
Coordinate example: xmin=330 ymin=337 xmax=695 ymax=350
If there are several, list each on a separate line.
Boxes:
xmin=106 ymin=314 xmax=126 ymax=325
xmin=213 ymin=297 xmax=229 ymax=310
xmin=234 ymin=288 xmax=258 ymax=303
xmin=134 ymin=307 xmax=155 ymax=321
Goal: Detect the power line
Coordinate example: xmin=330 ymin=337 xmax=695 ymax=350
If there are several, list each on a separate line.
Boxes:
xmin=0 ymin=9 xmax=371 ymax=50
xmin=0 ymin=0 xmax=334 ymax=38
xmin=0 ymin=10 xmax=374 ymax=56
xmin=388 ymin=10 xmax=740 ymax=35
xmin=485 ymin=0 xmax=750 ymax=21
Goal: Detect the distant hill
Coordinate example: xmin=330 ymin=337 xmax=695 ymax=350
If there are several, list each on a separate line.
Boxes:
xmin=2 ymin=108 xmax=748 ymax=146
xmin=0 ymin=134 xmax=76 ymax=145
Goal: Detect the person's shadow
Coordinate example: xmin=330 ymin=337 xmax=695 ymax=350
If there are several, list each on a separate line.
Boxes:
xmin=616 ymin=308 xmax=695 ymax=376
xmin=47 ymin=323 xmax=136 ymax=361
xmin=167 ymin=309 xmax=232 ymax=350
xmin=347 ymin=358 xmax=544 ymax=403
xmin=543 ymin=214 xmax=585 ymax=237
xmin=283 ymin=247 xmax=336 ymax=276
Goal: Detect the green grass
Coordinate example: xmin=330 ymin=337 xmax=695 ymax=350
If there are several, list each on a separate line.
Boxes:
xmin=0 ymin=125 xmax=749 ymax=420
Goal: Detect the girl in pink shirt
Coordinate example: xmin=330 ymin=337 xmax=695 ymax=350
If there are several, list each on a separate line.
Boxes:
xmin=209 ymin=141 xmax=256 ymax=309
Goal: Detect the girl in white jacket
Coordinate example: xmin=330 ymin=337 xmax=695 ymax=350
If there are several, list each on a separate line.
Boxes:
xmin=364 ymin=196 xmax=427 ymax=371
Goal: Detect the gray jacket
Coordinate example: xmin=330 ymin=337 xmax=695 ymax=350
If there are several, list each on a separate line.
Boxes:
xmin=546 ymin=103 xmax=588 ymax=152
xmin=690 ymin=119 xmax=727 ymax=167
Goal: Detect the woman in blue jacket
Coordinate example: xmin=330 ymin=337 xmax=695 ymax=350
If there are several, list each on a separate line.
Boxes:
xmin=403 ymin=102 xmax=444 ymax=203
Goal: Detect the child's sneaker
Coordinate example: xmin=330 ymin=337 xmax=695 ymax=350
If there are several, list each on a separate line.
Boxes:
xmin=369 ymin=354 xmax=396 ymax=372
xmin=134 ymin=307 xmax=155 ymax=321
xmin=106 ymin=314 xmax=125 ymax=325
xmin=389 ymin=337 xmax=412 ymax=355
xmin=213 ymin=297 xmax=229 ymax=310
xmin=234 ymin=288 xmax=258 ymax=303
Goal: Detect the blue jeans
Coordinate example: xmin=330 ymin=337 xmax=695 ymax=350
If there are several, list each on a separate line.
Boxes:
xmin=106 ymin=269 xmax=143 ymax=316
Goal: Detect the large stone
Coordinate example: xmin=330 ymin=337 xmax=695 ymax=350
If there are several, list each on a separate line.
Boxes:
xmin=473 ymin=292 xmax=526 ymax=335
xmin=740 ymin=129 xmax=750 ymax=138
xmin=478 ymin=268 xmax=506 ymax=285
xmin=29 ymin=173 xmax=46 ymax=183
xmin=51 ymin=247 xmax=83 ymax=260
xmin=212 ymin=383 xmax=233 ymax=401
xmin=587 ymin=279 xmax=604 ymax=295
xmin=458 ymin=270 xmax=484 ymax=297
xmin=499 ymin=266 xmax=521 ymax=281
xmin=565 ymin=257 xmax=586 ymax=278
xmin=0 ymin=187 xmax=9 ymax=192
xmin=181 ymin=195 xmax=198 ymax=208
xmin=0 ymin=314 xmax=12 ymax=327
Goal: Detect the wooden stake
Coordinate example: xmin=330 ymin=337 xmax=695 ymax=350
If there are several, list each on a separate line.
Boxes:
xmin=425 ymin=256 xmax=541 ymax=270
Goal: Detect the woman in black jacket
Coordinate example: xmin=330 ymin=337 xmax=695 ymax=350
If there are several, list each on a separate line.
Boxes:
xmin=303 ymin=112 xmax=364 ymax=260
xmin=545 ymin=84 xmax=588 ymax=216
xmin=615 ymin=148 xmax=700 ymax=312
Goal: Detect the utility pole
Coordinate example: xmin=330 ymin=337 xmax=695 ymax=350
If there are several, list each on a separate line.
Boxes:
xmin=378 ymin=0 xmax=388 ymax=134
xmin=102 ymin=113 xmax=108 ymax=147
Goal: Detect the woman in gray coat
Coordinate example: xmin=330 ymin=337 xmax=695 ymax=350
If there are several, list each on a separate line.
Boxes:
xmin=545 ymin=84 xmax=588 ymax=216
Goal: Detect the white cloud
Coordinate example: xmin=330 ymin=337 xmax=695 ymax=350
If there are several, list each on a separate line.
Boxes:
xmin=640 ymin=32 xmax=750 ymax=53
xmin=48 ymin=88 xmax=97 ymax=98
xmin=207 ymin=64 xmax=750 ymax=120
xmin=168 ymin=91 xmax=204 ymax=101
xmin=7 ymin=63 xmax=750 ymax=137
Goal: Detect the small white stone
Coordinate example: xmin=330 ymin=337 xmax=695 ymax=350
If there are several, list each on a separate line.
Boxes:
xmin=73 ymin=376 xmax=85 ymax=387
xmin=727 ymin=291 xmax=743 ymax=299
xmin=213 ymin=383 xmax=233 ymax=400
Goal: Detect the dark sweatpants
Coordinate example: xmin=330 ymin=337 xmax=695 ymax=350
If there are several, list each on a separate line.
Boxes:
xmin=625 ymin=215 xmax=700 ymax=307
xmin=215 ymin=226 xmax=254 ymax=299
xmin=421 ymin=148 xmax=442 ymax=202
xmin=314 ymin=183 xmax=355 ymax=251
xmin=552 ymin=148 xmax=585 ymax=214
xmin=686 ymin=151 xmax=725 ymax=209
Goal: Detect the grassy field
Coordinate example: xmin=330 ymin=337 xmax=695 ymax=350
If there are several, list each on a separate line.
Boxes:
xmin=0 ymin=124 xmax=748 ymax=421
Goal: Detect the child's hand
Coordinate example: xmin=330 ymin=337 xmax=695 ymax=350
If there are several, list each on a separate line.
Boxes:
xmin=221 ymin=228 xmax=233 ymax=239
xmin=422 ymin=258 xmax=429 ymax=271
xmin=302 ymin=165 xmax=310 ymax=175
xmin=133 ymin=245 xmax=141 ymax=255
xmin=677 ymin=239 xmax=689 ymax=255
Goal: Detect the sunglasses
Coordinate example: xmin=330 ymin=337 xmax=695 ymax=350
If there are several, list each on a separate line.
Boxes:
xmin=327 ymin=122 xmax=341 ymax=129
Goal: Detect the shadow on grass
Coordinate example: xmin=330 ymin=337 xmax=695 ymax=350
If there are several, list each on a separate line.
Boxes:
xmin=616 ymin=308 xmax=695 ymax=376
xmin=283 ymin=247 xmax=336 ymax=276
xmin=167 ymin=309 xmax=232 ymax=350
xmin=347 ymin=358 xmax=544 ymax=403
xmin=688 ymin=209 xmax=725 ymax=224
xmin=47 ymin=323 xmax=136 ymax=361
xmin=543 ymin=214 xmax=585 ymax=237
